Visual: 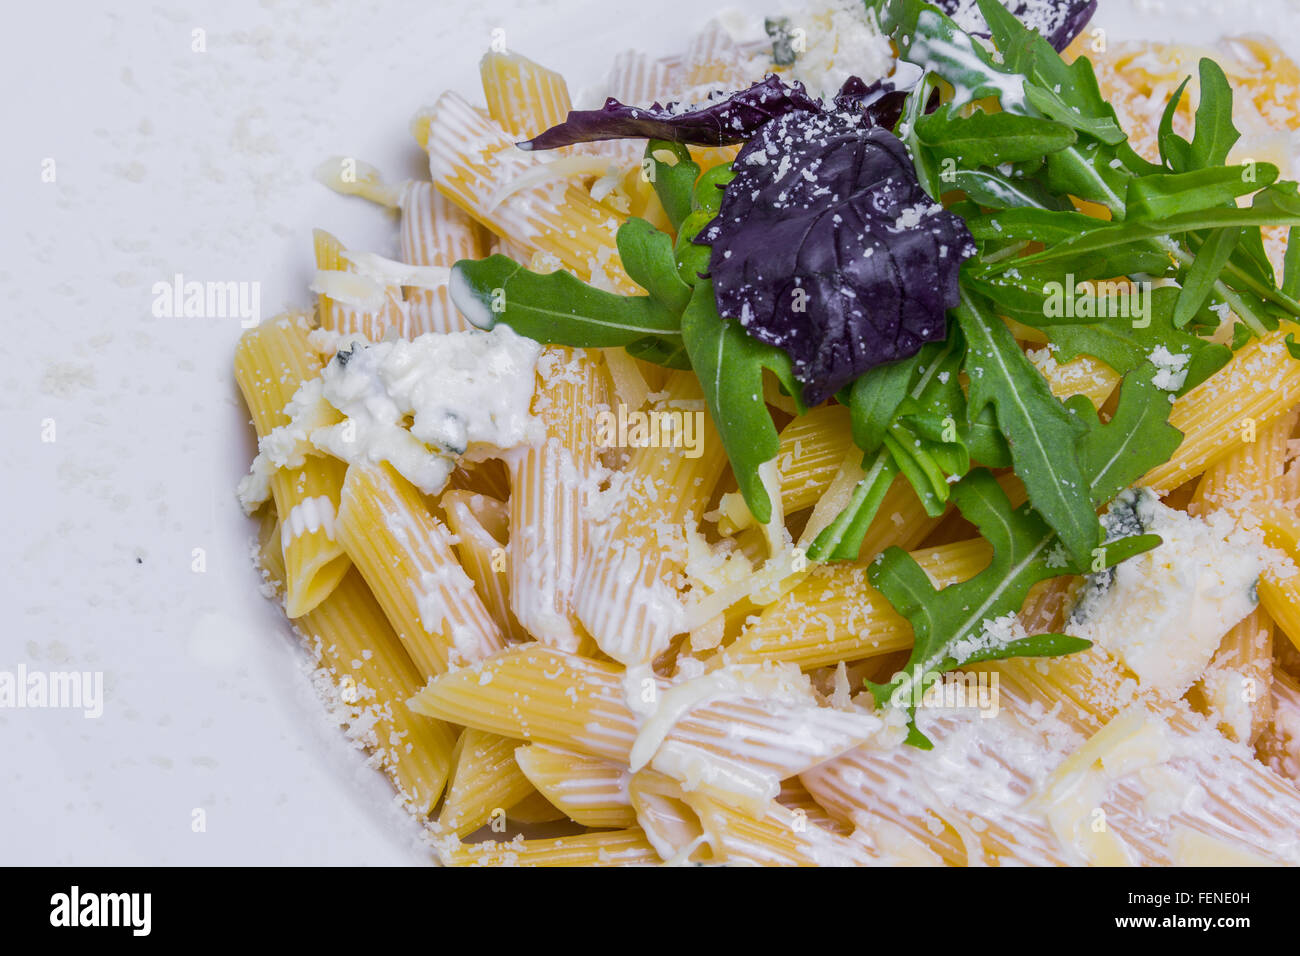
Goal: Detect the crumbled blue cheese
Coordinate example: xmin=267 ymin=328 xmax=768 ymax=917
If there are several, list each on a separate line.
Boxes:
xmin=1066 ymin=489 xmax=1264 ymax=696
xmin=238 ymin=325 xmax=541 ymax=511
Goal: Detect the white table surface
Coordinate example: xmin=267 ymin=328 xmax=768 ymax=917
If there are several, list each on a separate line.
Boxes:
xmin=2 ymin=0 xmax=1295 ymax=865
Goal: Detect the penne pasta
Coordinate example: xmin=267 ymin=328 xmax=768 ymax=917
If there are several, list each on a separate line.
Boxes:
xmin=424 ymin=91 xmax=638 ymax=293
xmin=506 ymin=347 xmax=604 ymax=653
xmin=399 ymin=181 xmax=485 ymax=335
xmin=719 ymin=539 xmax=990 ymax=671
xmin=335 ymin=461 xmax=505 ymax=677
xmin=234 ymin=314 xmax=350 ymax=616
xmin=684 ymin=788 xmax=873 ymax=866
xmin=437 ymin=828 xmax=659 ymax=866
xmin=1141 ymin=325 xmax=1300 ymax=494
xmin=297 ymin=568 xmax=459 ymax=815
xmin=438 ymin=728 xmax=542 ymax=836
xmin=1257 ymin=668 xmax=1300 ymax=783
xmin=411 ymin=645 xmax=885 ymax=813
xmin=441 ymin=489 xmax=527 ymax=643
xmin=480 ymin=51 xmax=573 ymax=141
xmin=514 ymin=744 xmax=637 ymax=830
xmin=716 ymin=404 xmax=854 ymax=535
xmin=312 ymin=229 xmax=409 ymax=341
xmin=573 ymin=371 xmax=728 ymax=666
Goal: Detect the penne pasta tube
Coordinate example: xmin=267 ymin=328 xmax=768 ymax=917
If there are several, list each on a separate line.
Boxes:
xmin=684 ymin=788 xmax=874 ymax=866
xmin=716 ymin=404 xmax=854 ymax=535
xmin=628 ymin=770 xmax=711 ymax=863
xmin=424 ymin=91 xmax=637 ymax=292
xmin=335 ymin=461 xmax=505 ymax=677
xmin=297 ymin=568 xmax=459 ymax=815
xmin=573 ymin=371 xmax=728 ymax=666
xmin=514 ymin=744 xmax=637 ymax=830
xmin=1256 ymin=667 xmax=1300 ymax=783
xmin=398 ymin=181 xmax=485 ymax=335
xmin=438 ymin=728 xmax=542 ymax=836
xmin=441 ymin=490 xmax=527 ymax=643
xmin=311 ymin=229 xmax=409 ymax=341
xmin=719 ymin=539 xmax=991 ymax=671
xmin=480 ymin=51 xmax=573 ymax=140
xmin=436 ymin=828 xmax=659 ymax=867
xmin=411 ymin=645 xmax=886 ymax=813
xmin=1140 ymin=325 xmax=1300 ymax=494
xmin=507 ymin=347 xmax=604 ymax=653
xmin=234 ymin=314 xmax=350 ymax=616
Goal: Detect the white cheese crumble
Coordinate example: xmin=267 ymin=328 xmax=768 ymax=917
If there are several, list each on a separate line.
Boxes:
xmin=949 ymin=611 xmax=1027 ymax=664
xmin=1148 ymin=344 xmax=1190 ymax=393
xmin=1066 ymin=489 xmax=1264 ymax=697
xmin=238 ymin=325 xmax=541 ymax=512
xmin=785 ymin=0 xmax=895 ymax=100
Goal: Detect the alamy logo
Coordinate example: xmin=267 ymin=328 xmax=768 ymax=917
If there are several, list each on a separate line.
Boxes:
xmin=595 ymin=404 xmax=704 ymax=458
xmin=151 ymin=273 xmax=261 ymax=327
xmin=889 ymin=668 xmax=1000 ymax=719
xmin=50 ymin=886 xmax=151 ymax=936
xmin=0 ymin=664 xmax=103 ymax=718
xmin=1042 ymin=274 xmax=1151 ymax=327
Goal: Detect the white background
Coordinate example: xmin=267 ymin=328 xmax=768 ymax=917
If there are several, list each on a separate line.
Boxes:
xmin=2 ymin=0 xmax=1295 ymax=865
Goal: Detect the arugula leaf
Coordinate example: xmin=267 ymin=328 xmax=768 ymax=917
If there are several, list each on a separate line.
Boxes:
xmin=1157 ymin=75 xmax=1193 ymax=171
xmin=966 ymin=207 xmax=1110 ymax=246
xmin=680 ymin=280 xmax=805 ymax=525
xmin=954 ymin=286 xmax=1098 ymax=566
xmin=864 ymin=470 xmax=1103 ymax=748
xmin=449 ymin=255 xmax=682 ymax=347
xmin=625 ymin=335 xmax=693 ymax=370
xmin=950 ymin=167 xmax=1073 ymax=211
xmin=808 ymin=451 xmax=901 ymax=561
xmin=1074 ymin=364 xmax=1184 ymax=504
xmin=1023 ymin=82 xmax=1125 ymax=146
xmin=846 ymin=346 xmax=936 ymax=454
xmin=1188 ymin=58 xmax=1239 ymax=169
xmin=1127 ymin=164 xmax=1278 ymax=221
xmin=643 ymin=140 xmax=700 ymax=231
xmin=904 ymin=8 xmax=1027 ymax=111
xmin=1285 ymin=228 xmax=1300 ymax=300
xmin=981 ymin=194 xmax=1300 ymax=274
xmin=1173 ymin=226 xmax=1240 ymax=328
xmin=808 ymin=331 xmax=1007 ymax=561
xmin=616 ymin=217 xmax=693 ymax=313
xmin=674 ymin=163 xmax=736 ymax=283
xmin=1041 ymin=139 xmax=1129 ymax=210
xmin=1048 ymin=287 xmax=1231 ymax=397
xmin=915 ymin=106 xmax=1077 ymax=166
xmin=866 ymin=362 xmax=1180 ymax=745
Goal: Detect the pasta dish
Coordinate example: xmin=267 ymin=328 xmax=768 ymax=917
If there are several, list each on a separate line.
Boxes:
xmin=233 ymin=0 xmax=1300 ymax=865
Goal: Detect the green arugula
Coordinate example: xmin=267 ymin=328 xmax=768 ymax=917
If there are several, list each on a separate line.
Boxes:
xmin=915 ymin=106 xmax=1077 ymax=167
xmin=449 ymin=253 xmax=681 ymax=348
xmin=954 ymin=286 xmax=1097 ymax=566
xmin=1047 ymin=287 xmax=1231 ymax=396
xmin=867 ymin=363 xmax=1180 ymax=745
xmin=681 ymin=280 xmax=806 ymax=523
xmin=808 ymin=331 xmax=1009 ymax=561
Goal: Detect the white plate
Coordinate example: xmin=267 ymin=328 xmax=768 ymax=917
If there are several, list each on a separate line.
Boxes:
xmin=2 ymin=0 xmax=1295 ymax=864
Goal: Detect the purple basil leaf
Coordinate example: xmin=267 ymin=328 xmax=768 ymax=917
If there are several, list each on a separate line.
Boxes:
xmin=934 ymin=0 xmax=1098 ymax=52
xmin=701 ymin=112 xmax=976 ymax=406
xmin=517 ymin=74 xmax=822 ymax=151
xmin=830 ymin=76 xmax=909 ymax=132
